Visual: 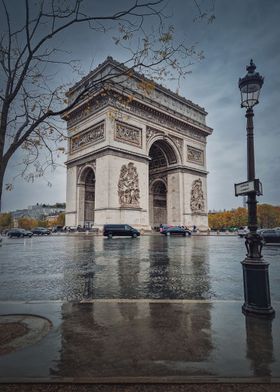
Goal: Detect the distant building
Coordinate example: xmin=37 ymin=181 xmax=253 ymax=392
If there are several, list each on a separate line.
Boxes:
xmin=10 ymin=203 xmax=65 ymax=226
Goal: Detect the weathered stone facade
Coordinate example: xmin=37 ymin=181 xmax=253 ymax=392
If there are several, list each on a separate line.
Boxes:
xmin=63 ymin=57 xmax=212 ymax=230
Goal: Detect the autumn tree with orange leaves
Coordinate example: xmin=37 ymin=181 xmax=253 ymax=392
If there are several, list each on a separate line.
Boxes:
xmin=208 ymin=205 xmax=280 ymax=230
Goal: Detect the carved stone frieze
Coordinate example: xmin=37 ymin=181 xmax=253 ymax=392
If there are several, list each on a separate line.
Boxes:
xmin=67 ymin=91 xmax=208 ymax=143
xmin=115 ymin=121 xmax=142 ymax=148
xmin=172 ymin=136 xmax=183 ymax=156
xmin=67 ymin=96 xmax=109 ymax=128
xmin=118 ymin=162 xmax=140 ymax=208
xmin=71 ymin=122 xmax=105 ymax=152
xmin=190 ymin=178 xmax=205 ymax=213
xmin=125 ymin=99 xmax=207 ymax=142
xmin=187 ymin=145 xmax=204 ymax=166
xmin=146 ymin=126 xmax=165 ymax=143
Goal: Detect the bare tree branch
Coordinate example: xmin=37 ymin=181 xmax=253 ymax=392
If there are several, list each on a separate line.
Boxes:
xmin=0 ymin=0 xmax=215 ymax=210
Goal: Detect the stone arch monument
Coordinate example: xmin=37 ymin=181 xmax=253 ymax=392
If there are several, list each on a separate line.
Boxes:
xmin=63 ymin=57 xmax=213 ymax=230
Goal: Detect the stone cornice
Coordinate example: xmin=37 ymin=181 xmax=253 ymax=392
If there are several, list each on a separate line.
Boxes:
xmin=65 ymin=90 xmax=211 ymax=142
xmin=66 ymin=145 xmax=209 ymax=177
xmin=110 ymin=84 xmax=212 ymax=135
xmin=151 ymin=165 xmax=208 ymax=176
xmin=66 ymin=145 xmax=150 ymax=167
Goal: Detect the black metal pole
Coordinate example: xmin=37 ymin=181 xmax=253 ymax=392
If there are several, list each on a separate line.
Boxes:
xmin=241 ymin=108 xmax=275 ymax=318
xmin=246 ymin=108 xmax=259 ymax=256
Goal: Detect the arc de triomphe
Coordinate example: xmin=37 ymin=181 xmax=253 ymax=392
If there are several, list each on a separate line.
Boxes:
xmin=63 ymin=57 xmax=213 ymax=230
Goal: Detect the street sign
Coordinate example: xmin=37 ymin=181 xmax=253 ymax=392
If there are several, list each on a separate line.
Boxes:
xmin=235 ymin=179 xmax=263 ymax=196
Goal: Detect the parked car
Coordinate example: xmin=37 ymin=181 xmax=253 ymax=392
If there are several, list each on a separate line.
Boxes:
xmin=237 ymin=226 xmax=249 ymax=238
xmin=161 ymin=226 xmax=192 ymax=237
xmin=260 ymin=229 xmax=280 ymax=244
xmin=257 ymin=228 xmax=268 ymax=235
xmin=103 ymin=224 xmax=140 ymax=238
xmin=7 ymin=228 xmax=33 ymax=238
xmin=31 ymin=227 xmax=51 ymax=235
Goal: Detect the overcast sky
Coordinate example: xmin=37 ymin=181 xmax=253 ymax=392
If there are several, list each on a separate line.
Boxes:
xmin=1 ymin=0 xmax=280 ymax=212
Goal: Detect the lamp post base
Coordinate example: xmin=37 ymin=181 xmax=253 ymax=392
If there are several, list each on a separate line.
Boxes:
xmin=241 ymin=258 xmax=275 ymax=319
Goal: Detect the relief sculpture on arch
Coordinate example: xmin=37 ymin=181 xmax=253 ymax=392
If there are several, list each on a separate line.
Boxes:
xmin=190 ymin=178 xmax=205 ymax=213
xmin=118 ymin=162 xmax=140 ymax=208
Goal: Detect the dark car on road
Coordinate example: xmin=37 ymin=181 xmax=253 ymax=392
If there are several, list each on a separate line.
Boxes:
xmin=260 ymin=229 xmax=280 ymax=244
xmin=103 ymin=224 xmax=140 ymax=238
xmin=161 ymin=226 xmax=192 ymax=237
xmin=31 ymin=227 xmax=51 ymax=235
xmin=7 ymin=228 xmax=33 ymax=238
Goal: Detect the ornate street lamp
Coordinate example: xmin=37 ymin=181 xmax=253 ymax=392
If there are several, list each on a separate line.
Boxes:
xmin=238 ymin=60 xmax=275 ymax=318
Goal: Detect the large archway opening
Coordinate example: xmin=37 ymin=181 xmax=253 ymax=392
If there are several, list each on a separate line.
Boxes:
xmin=149 ymin=139 xmax=178 ymax=229
xmin=79 ymin=167 xmax=95 ymax=227
xmin=151 ymin=180 xmax=167 ymax=228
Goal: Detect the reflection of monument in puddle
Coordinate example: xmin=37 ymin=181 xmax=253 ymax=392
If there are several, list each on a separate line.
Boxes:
xmin=62 ymin=237 xmax=97 ymax=300
xmin=148 ymin=302 xmax=213 ymax=363
xmin=148 ymin=236 xmax=211 ymax=299
xmin=245 ymin=316 xmax=274 ymax=377
xmin=52 ymin=301 xmax=213 ymax=377
xmin=114 ymin=238 xmax=141 ymax=299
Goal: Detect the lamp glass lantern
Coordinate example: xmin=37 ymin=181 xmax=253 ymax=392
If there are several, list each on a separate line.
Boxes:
xmin=238 ymin=59 xmax=264 ymax=108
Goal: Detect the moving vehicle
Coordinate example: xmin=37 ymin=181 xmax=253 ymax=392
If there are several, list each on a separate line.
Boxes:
xmin=103 ymin=224 xmax=140 ymax=238
xmin=31 ymin=227 xmax=51 ymax=235
xmin=260 ymin=229 xmax=280 ymax=244
xmin=7 ymin=228 xmax=33 ymax=238
xmin=161 ymin=226 xmax=192 ymax=237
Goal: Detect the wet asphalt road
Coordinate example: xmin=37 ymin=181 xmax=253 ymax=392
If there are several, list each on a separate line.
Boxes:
xmin=0 ymin=234 xmax=279 ymax=301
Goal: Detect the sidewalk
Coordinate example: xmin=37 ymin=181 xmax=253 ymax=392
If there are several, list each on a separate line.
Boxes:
xmin=0 ymin=300 xmax=280 ymax=390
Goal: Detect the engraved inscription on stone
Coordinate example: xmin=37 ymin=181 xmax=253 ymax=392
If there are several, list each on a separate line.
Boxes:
xmin=187 ymin=145 xmax=204 ymax=165
xmin=190 ymin=178 xmax=205 ymax=212
xmin=118 ymin=162 xmax=140 ymax=208
xmin=115 ymin=121 xmax=142 ymax=148
xmin=71 ymin=122 xmax=105 ymax=152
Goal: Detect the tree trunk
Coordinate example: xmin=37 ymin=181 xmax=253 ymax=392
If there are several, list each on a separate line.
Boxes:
xmin=0 ymin=159 xmax=7 ymax=212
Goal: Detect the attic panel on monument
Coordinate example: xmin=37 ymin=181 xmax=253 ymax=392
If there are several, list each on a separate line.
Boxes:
xmin=63 ymin=57 xmax=213 ymax=137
